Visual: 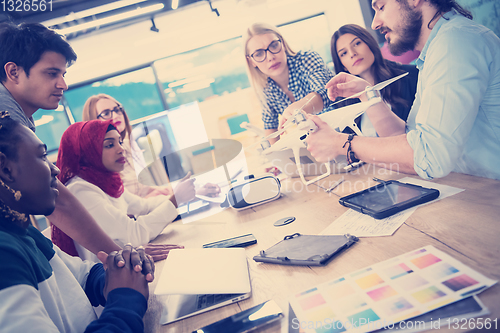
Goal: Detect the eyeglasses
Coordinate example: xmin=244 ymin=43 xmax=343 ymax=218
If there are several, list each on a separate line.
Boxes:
xmin=248 ymin=39 xmax=282 ymax=63
xmin=97 ymin=106 xmax=124 ymax=120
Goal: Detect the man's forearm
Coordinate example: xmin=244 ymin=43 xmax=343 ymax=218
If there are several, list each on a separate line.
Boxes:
xmin=352 ymin=134 xmax=417 ymax=175
xmin=364 ymin=101 xmax=407 ymax=137
xmin=47 ymin=180 xmax=121 ymax=255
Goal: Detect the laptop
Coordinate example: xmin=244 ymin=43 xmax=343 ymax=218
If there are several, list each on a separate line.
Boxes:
xmin=154 ymin=248 xmax=252 ymax=325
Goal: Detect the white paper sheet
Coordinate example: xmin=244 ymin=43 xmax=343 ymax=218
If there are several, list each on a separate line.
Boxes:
xmin=320 ymin=178 xmax=464 ymax=237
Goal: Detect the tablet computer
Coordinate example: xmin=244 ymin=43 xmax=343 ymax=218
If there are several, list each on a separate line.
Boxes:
xmin=339 ymin=180 xmax=440 ymax=219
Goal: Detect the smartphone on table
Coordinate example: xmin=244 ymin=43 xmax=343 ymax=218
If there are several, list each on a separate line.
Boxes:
xmin=203 ymin=234 xmax=257 ymax=248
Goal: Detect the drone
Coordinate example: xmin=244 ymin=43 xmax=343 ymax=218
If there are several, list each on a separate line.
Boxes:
xmin=248 ymin=72 xmax=409 ymax=185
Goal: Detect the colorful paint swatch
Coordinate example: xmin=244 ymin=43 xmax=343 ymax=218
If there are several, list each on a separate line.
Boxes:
xmin=428 ymin=298 xmax=453 ymax=311
xmin=426 ymin=263 xmax=459 ymax=280
xmin=299 ymin=293 xmax=327 ymax=311
xmin=355 ymin=273 xmax=384 ymax=289
xmin=380 ymin=297 xmax=414 ymax=316
xmin=385 ymin=263 xmax=414 ymax=280
xmin=296 ymin=287 xmax=318 ymax=298
xmin=347 ymin=308 xmax=380 ymax=328
xmin=329 ymin=277 xmax=345 ymax=285
xmin=442 ymin=274 xmax=479 ymax=292
xmin=395 ymin=273 xmax=428 ymax=290
xmin=411 ymin=253 xmax=442 ymax=269
xmin=367 ymin=285 xmax=398 ymax=302
xmin=412 ymin=286 xmax=446 ymax=303
xmin=328 ymin=282 xmax=356 ymax=300
xmin=351 ymin=267 xmax=373 ymax=278
xmin=307 ymin=306 xmax=336 ymax=323
xmin=405 ymin=248 xmax=427 ymax=258
xmin=336 ymin=294 xmax=367 ymax=314
xmin=306 ymin=306 xmax=346 ymax=333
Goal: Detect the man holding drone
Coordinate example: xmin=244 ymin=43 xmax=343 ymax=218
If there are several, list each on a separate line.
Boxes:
xmin=305 ymin=0 xmax=500 ymax=180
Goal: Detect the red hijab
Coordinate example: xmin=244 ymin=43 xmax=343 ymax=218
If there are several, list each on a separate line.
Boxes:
xmin=51 ymin=120 xmax=124 ymax=256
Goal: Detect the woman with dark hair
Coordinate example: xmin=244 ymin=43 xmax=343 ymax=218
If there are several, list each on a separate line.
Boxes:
xmin=52 ymin=120 xmax=182 ymax=262
xmin=331 ymin=24 xmax=418 ymax=136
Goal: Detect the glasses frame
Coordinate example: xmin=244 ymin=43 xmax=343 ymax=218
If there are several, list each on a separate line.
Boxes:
xmin=247 ymin=39 xmax=283 ymax=63
xmin=97 ymin=106 xmax=124 ymax=120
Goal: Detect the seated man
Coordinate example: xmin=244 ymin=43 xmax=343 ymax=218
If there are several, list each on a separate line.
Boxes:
xmin=0 ymin=21 xmax=179 ymax=260
xmin=0 ymin=113 xmax=152 ymax=332
xmin=306 ymin=0 xmax=500 ymax=180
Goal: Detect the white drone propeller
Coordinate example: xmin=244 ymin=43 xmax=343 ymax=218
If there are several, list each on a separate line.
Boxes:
xmin=331 ymin=72 xmax=409 ymax=107
xmin=244 ymin=72 xmax=408 ymax=153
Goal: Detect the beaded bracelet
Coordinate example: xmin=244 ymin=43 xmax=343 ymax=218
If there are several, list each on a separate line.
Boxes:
xmin=342 ymin=134 xmax=360 ymax=165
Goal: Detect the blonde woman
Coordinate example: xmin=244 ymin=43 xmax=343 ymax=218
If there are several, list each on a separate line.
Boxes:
xmin=244 ymin=23 xmax=334 ymax=143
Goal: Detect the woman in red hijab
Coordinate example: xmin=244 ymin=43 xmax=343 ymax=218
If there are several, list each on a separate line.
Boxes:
xmin=52 ymin=120 xmax=183 ymax=262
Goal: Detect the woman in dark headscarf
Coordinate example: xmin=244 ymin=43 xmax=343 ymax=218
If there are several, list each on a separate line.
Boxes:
xmin=52 ymin=120 xmax=183 ymax=261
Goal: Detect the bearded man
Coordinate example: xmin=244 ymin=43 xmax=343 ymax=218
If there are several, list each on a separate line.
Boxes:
xmin=306 ymin=0 xmax=500 ymax=180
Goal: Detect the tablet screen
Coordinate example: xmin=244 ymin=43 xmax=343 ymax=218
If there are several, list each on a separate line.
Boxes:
xmin=343 ymin=183 xmax=431 ymax=212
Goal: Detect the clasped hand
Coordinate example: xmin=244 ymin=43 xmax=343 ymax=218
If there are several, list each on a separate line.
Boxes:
xmin=97 ymin=244 xmax=151 ymax=301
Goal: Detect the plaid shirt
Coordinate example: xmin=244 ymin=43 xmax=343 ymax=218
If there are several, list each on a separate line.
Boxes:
xmin=262 ymin=51 xmax=334 ymax=130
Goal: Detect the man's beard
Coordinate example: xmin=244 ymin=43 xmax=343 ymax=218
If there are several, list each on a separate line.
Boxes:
xmin=388 ymin=4 xmax=423 ymax=55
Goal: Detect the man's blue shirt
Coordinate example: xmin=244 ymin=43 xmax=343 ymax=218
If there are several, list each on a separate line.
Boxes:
xmin=406 ymin=11 xmax=500 ymax=180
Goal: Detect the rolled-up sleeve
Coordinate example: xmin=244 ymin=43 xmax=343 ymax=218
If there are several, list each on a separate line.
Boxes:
xmin=407 ymin=28 xmax=490 ymax=179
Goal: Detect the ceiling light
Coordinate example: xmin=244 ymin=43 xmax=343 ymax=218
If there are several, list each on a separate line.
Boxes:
xmin=42 ymin=0 xmax=149 ymax=27
xmin=56 ymin=3 xmax=165 ymax=35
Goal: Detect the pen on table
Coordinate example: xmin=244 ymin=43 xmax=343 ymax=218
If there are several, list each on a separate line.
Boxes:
xmin=373 ymin=177 xmax=389 ymax=184
xmin=216 ymin=179 xmax=237 ymax=187
xmin=325 ymin=176 xmax=345 ymax=193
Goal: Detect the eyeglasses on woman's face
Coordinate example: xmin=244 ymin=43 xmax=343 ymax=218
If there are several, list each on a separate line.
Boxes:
xmin=248 ymin=39 xmax=283 ymax=63
xmin=97 ymin=106 xmax=124 ymax=120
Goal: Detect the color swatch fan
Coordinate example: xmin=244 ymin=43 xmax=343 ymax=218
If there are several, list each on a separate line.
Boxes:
xmin=289 ymin=246 xmax=496 ymax=333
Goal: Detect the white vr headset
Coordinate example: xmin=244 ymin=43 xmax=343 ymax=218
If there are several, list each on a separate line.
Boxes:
xmin=220 ymin=174 xmax=281 ymax=211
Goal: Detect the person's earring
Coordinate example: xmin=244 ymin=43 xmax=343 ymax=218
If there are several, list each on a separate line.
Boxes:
xmin=0 ymin=178 xmax=22 ymax=201
xmin=0 ymin=201 xmax=27 ymax=224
